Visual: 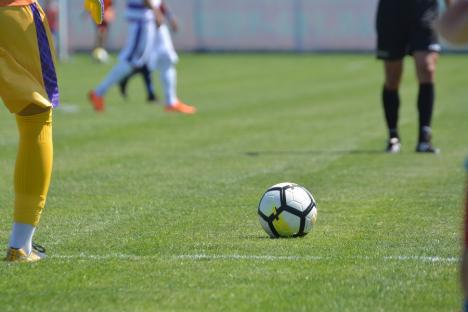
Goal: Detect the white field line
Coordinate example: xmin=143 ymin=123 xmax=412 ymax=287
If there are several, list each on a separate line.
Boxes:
xmin=50 ymin=253 xmax=459 ymax=263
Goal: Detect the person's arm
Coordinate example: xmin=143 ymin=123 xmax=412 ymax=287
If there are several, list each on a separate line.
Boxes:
xmin=144 ymin=0 xmax=164 ymax=27
xmin=437 ymin=0 xmax=468 ymax=44
xmin=160 ymin=1 xmax=178 ymax=32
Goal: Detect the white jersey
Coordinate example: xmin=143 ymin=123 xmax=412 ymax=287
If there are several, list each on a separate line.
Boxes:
xmin=125 ymin=0 xmax=156 ymax=21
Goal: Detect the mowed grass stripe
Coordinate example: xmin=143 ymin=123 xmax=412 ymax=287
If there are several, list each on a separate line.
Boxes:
xmin=0 ymin=54 xmax=465 ymax=312
xmin=46 ymin=253 xmax=458 ymax=264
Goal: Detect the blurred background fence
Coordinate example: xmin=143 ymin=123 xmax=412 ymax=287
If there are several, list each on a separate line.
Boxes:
xmin=39 ymin=0 xmax=458 ymax=55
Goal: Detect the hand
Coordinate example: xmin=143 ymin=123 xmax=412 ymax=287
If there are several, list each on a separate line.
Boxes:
xmin=104 ymin=7 xmax=115 ymax=23
xmin=155 ymin=9 xmax=164 ymax=28
xmin=170 ymin=18 xmax=179 ymax=32
xmin=437 ymin=0 xmax=468 ymax=44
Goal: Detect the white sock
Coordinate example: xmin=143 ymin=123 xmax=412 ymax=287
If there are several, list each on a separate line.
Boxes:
xmin=159 ymin=63 xmax=178 ymax=106
xmin=95 ymin=61 xmax=133 ymax=96
xmin=9 ymin=223 xmax=36 ymax=255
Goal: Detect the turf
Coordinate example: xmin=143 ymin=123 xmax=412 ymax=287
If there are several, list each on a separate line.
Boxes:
xmin=0 ymin=53 xmax=466 ymax=312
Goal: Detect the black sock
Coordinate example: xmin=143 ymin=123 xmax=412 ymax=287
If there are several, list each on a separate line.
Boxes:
xmin=140 ymin=65 xmax=155 ymax=98
xmin=417 ymin=83 xmax=434 ymax=142
xmin=119 ymin=68 xmax=139 ymax=92
xmin=382 ymin=87 xmax=400 ymax=139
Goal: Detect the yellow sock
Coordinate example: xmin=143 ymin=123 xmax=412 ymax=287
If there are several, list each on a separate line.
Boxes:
xmin=14 ymin=110 xmax=53 ymax=226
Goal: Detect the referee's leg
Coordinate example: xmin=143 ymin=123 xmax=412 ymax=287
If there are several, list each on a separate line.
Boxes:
xmin=414 ymin=51 xmax=438 ymax=148
xmin=381 ymin=60 xmax=403 ymax=142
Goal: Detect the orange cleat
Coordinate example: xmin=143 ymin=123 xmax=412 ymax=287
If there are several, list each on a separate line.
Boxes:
xmin=88 ymin=90 xmax=105 ymax=112
xmin=164 ymin=101 xmax=197 ymax=114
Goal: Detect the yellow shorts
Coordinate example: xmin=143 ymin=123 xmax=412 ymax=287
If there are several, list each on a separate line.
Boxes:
xmin=0 ymin=0 xmax=59 ymax=114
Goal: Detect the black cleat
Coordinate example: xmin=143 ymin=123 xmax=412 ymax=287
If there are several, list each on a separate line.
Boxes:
xmin=147 ymin=93 xmax=158 ymax=103
xmin=416 ymin=127 xmax=440 ymax=154
xmin=416 ymin=142 xmax=440 ymax=154
xmin=119 ymin=79 xmax=128 ymax=99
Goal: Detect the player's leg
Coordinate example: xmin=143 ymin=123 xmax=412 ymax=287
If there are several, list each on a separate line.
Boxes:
xmin=90 ymin=20 xmax=154 ymax=111
xmin=158 ymin=51 xmax=177 ymax=106
xmin=0 ymin=3 xmax=57 ymax=262
xmin=7 ymin=105 xmax=52 ymax=262
xmin=383 ymin=60 xmax=403 ymax=143
xmin=140 ymin=65 xmax=157 ymax=102
xmin=118 ymin=67 xmax=137 ymax=99
xmin=89 ymin=60 xmax=133 ymax=111
xmin=89 ymin=21 xmax=146 ymax=111
xmin=376 ymin=0 xmax=407 ymax=152
xmin=409 ymin=0 xmax=440 ymax=153
xmin=118 ymin=65 xmax=157 ymax=102
xmin=155 ymin=25 xmax=196 ymax=114
xmin=96 ymin=22 xmax=108 ymax=49
xmin=92 ymin=22 xmax=110 ymax=63
xmin=118 ymin=21 xmax=159 ymax=102
xmin=159 ymin=55 xmax=195 ymax=114
xmin=413 ymin=51 xmax=439 ymax=153
xmin=90 ymin=21 xmax=138 ymax=111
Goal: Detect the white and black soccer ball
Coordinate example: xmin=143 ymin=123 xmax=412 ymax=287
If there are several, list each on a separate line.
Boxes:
xmin=258 ymin=182 xmax=317 ymax=238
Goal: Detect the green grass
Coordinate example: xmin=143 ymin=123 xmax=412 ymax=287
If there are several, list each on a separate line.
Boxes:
xmin=0 ymin=53 xmax=467 ymax=311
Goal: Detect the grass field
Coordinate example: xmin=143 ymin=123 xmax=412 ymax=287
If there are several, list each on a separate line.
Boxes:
xmin=0 ymin=53 xmax=467 ymax=311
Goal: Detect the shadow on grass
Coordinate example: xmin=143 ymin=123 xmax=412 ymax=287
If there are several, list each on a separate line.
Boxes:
xmin=239 ymin=234 xmax=308 ymax=240
xmin=239 ymin=234 xmax=274 ymax=240
xmin=245 ymin=149 xmax=383 ymax=157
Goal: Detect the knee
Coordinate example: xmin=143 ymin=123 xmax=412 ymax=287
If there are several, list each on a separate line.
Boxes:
xmin=417 ymin=62 xmax=436 ymax=82
xmin=384 ymin=75 xmax=401 ymax=90
xmin=416 ymin=54 xmax=438 ymax=83
xmin=16 ymin=108 xmax=52 ymax=140
xmin=18 ymin=104 xmax=51 ymax=116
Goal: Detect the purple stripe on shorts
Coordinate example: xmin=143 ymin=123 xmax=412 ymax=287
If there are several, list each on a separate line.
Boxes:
xmin=126 ymin=22 xmax=143 ymax=63
xmin=30 ymin=3 xmax=59 ymax=108
xmin=127 ymin=3 xmax=146 ymax=9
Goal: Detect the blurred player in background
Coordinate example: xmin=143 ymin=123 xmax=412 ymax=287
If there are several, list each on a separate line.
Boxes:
xmin=118 ymin=0 xmax=196 ymax=114
xmin=376 ymin=0 xmax=452 ymax=154
xmin=0 ymin=0 xmax=102 ymax=262
xmin=92 ymin=0 xmax=114 ymax=63
xmin=436 ymin=2 xmax=468 ymax=310
xmin=44 ymin=0 xmax=58 ymax=51
xmin=89 ymin=0 xmax=163 ymax=112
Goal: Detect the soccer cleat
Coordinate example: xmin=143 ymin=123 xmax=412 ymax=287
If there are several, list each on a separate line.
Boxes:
xmin=416 ymin=127 xmax=440 ymax=154
xmin=5 ymin=244 xmax=46 ymax=263
xmin=416 ymin=142 xmax=440 ymax=154
xmin=118 ymin=79 xmax=128 ymax=99
xmin=147 ymin=93 xmax=158 ymax=103
xmin=88 ymin=90 xmax=105 ymax=112
xmin=164 ymin=101 xmax=197 ymax=114
xmin=385 ymin=137 xmax=401 ymax=154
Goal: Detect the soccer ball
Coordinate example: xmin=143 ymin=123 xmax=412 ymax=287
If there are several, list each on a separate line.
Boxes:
xmin=92 ymin=47 xmax=109 ymax=63
xmin=258 ymin=182 xmax=317 ymax=238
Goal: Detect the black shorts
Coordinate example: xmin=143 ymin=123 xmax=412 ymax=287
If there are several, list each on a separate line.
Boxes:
xmin=376 ymin=0 xmax=440 ymax=60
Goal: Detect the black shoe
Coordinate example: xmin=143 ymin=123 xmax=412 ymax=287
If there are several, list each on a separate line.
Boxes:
xmin=416 ymin=127 xmax=440 ymax=154
xmin=385 ymin=137 xmax=401 ymax=154
xmin=119 ymin=79 xmax=129 ymax=99
xmin=416 ymin=142 xmax=440 ymax=154
xmin=147 ymin=93 xmax=158 ymax=103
